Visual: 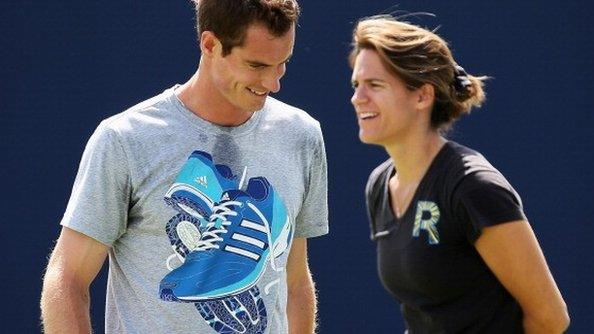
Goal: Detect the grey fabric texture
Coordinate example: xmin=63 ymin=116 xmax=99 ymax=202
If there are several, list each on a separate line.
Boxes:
xmin=60 ymin=86 xmax=329 ymax=333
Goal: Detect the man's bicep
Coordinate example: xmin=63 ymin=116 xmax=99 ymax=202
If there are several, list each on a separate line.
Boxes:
xmin=46 ymin=226 xmax=109 ymax=286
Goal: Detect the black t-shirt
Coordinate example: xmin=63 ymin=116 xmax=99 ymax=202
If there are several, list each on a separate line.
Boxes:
xmin=365 ymin=141 xmax=526 ymax=334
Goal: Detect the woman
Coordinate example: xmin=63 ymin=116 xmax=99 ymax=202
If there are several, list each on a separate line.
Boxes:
xmin=350 ymin=15 xmax=569 ymax=333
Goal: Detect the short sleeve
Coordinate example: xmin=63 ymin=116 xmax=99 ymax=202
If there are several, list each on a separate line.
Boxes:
xmin=453 ymin=171 xmax=526 ymax=243
xmin=364 ymin=171 xmax=376 ymax=238
xmin=365 ymin=160 xmax=392 ymax=241
xmin=60 ymin=121 xmax=131 ymax=246
xmin=294 ymin=125 xmax=329 ymax=238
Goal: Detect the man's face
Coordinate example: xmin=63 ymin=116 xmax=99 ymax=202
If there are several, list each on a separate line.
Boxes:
xmin=209 ymin=24 xmax=295 ymax=113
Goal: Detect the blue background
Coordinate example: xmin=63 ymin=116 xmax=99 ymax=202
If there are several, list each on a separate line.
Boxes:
xmin=2 ymin=1 xmax=593 ymax=333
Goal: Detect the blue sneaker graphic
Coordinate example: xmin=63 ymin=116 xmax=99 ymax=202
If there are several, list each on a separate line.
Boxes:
xmin=163 ymin=151 xmax=237 ymax=268
xmin=159 ymin=176 xmax=292 ymax=302
xmin=165 ymin=150 xmax=237 ymax=219
xmin=195 ymin=286 xmax=268 ymax=334
xmin=164 ymin=212 xmax=205 ymax=271
xmin=162 ymin=198 xmax=269 ymax=334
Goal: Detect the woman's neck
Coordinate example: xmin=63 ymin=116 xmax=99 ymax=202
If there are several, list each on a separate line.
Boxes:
xmin=385 ymin=131 xmax=446 ymax=184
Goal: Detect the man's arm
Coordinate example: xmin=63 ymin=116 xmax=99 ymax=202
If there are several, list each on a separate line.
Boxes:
xmin=286 ymin=237 xmax=317 ymax=334
xmin=40 ymin=227 xmax=109 ymax=333
xmin=475 ymin=220 xmax=570 ymax=333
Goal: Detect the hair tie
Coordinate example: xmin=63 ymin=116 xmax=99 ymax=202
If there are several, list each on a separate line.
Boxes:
xmin=453 ymin=65 xmax=472 ymax=96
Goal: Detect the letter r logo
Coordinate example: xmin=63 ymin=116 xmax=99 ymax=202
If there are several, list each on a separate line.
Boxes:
xmin=412 ymin=201 xmax=440 ymax=245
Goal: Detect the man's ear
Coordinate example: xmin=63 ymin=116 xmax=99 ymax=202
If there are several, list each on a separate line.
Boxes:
xmin=416 ymin=83 xmax=435 ymax=110
xmin=200 ymin=31 xmax=220 ymax=57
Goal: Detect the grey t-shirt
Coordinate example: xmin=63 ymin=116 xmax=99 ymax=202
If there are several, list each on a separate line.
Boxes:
xmin=60 ymin=86 xmax=329 ymax=333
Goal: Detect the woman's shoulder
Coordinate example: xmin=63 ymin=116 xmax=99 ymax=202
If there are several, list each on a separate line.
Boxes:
xmin=444 ymin=141 xmax=519 ymax=199
xmin=365 ymin=159 xmax=393 ymax=199
xmin=442 ymin=141 xmax=503 ymax=180
xmin=367 ymin=159 xmax=392 ymax=185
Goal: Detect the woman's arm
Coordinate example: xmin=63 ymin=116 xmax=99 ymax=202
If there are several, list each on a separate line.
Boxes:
xmin=475 ymin=220 xmax=569 ymax=333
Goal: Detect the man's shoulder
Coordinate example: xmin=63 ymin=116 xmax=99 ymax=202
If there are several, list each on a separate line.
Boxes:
xmin=100 ymin=87 xmax=176 ymax=135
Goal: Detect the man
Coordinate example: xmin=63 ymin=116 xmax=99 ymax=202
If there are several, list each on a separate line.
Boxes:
xmin=40 ymin=1 xmax=328 ymax=333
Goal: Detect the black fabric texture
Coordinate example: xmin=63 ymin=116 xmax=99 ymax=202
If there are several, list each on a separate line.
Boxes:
xmin=364 ymin=141 xmax=526 ymax=333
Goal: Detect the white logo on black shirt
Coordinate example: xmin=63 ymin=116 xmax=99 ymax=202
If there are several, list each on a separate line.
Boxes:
xmin=412 ymin=201 xmax=440 ymax=245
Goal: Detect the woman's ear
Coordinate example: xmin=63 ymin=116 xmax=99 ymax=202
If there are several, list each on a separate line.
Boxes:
xmin=416 ymin=83 xmax=435 ymax=110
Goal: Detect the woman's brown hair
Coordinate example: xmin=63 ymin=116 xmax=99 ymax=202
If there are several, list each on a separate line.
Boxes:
xmin=350 ymin=15 xmax=488 ymax=131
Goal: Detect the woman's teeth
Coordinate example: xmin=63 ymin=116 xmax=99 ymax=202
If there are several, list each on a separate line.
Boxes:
xmin=248 ymin=88 xmax=267 ymax=96
xmin=359 ymin=112 xmax=378 ymax=120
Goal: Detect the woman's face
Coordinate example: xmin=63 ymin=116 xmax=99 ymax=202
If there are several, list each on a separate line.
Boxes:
xmin=351 ymin=49 xmax=421 ymax=146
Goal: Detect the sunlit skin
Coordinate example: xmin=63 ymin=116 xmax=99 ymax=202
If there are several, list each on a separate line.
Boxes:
xmin=350 ymin=49 xmax=423 ymax=147
xmin=40 ymin=12 xmax=322 ymax=334
xmin=351 ymin=47 xmax=569 ymax=334
xmin=351 ymin=48 xmax=445 ymax=214
xmin=179 ymin=24 xmax=295 ymax=126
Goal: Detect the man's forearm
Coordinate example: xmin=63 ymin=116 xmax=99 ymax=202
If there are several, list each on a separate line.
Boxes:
xmin=287 ymin=276 xmax=317 ymax=334
xmin=41 ymin=273 xmax=93 ymax=333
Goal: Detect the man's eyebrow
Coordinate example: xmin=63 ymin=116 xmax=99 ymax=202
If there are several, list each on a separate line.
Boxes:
xmin=246 ymin=54 xmax=293 ymax=67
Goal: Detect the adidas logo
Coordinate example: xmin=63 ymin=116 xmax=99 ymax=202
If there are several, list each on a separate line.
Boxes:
xmin=195 ymin=176 xmax=208 ymax=187
xmin=221 ymin=193 xmax=230 ymax=201
xmin=223 ymin=219 xmax=268 ymax=261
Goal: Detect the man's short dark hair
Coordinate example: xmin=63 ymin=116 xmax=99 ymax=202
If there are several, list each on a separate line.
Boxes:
xmin=195 ymin=0 xmax=300 ymax=56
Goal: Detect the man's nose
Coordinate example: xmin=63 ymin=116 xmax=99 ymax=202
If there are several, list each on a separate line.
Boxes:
xmin=262 ymin=63 xmax=286 ymax=93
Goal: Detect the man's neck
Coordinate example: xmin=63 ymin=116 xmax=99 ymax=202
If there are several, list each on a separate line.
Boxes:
xmin=176 ymin=69 xmax=254 ymax=127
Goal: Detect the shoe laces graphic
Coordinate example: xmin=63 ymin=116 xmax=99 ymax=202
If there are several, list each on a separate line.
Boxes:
xmin=164 ymin=166 xmax=247 ymax=271
xmin=195 ymin=199 xmax=242 ymax=251
xmin=184 ymin=165 xmax=252 ymax=253
xmin=194 ymin=178 xmax=287 ymax=272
